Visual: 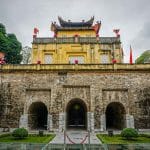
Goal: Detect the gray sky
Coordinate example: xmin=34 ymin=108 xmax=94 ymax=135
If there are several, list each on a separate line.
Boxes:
xmin=0 ymin=0 xmax=150 ymax=62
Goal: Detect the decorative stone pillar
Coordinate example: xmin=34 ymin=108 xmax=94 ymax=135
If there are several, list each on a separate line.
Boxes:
xmin=87 ymin=112 xmax=94 ymax=132
xmin=59 ymin=112 xmax=65 ymax=132
xmin=19 ymin=114 xmax=28 ymax=129
xmin=100 ymin=114 xmax=106 ymax=131
xmin=47 ymin=114 xmax=53 ymax=131
xmin=126 ymin=114 xmax=135 ymax=128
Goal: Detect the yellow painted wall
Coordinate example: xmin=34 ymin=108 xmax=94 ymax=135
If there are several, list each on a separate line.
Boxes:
xmin=31 ymin=30 xmax=123 ymax=64
xmin=31 ymin=42 xmax=120 ymax=64
xmin=57 ymin=30 xmax=96 ymax=37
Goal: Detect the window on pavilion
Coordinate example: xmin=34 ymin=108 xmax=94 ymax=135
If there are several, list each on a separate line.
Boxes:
xmin=44 ymin=54 xmax=53 ymax=64
xmin=100 ymin=54 xmax=109 ymax=64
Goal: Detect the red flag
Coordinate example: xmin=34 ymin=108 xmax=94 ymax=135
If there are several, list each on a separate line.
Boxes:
xmin=130 ymin=45 xmax=133 ymax=64
xmin=34 ymin=28 xmax=39 ymax=34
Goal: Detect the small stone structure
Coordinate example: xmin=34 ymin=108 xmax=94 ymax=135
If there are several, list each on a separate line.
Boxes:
xmin=0 ymin=64 xmax=150 ymax=132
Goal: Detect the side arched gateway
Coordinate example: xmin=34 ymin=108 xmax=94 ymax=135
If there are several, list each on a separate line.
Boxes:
xmin=66 ymin=99 xmax=87 ymax=129
xmin=106 ymin=102 xmax=126 ymax=130
xmin=28 ymin=102 xmax=48 ymax=130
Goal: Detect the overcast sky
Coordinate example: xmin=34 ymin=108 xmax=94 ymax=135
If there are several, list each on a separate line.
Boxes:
xmin=0 ymin=0 xmax=150 ymax=62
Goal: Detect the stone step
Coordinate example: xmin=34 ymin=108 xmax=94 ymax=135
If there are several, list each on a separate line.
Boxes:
xmin=50 ymin=131 xmax=101 ymax=144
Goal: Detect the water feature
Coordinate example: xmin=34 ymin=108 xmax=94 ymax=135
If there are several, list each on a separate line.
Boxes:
xmin=0 ymin=143 xmax=150 ymax=150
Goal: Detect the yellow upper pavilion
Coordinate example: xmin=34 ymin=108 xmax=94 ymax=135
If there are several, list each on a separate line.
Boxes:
xmin=31 ymin=17 xmax=123 ymax=64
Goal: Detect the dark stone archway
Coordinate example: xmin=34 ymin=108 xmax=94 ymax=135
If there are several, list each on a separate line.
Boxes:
xmin=106 ymin=102 xmax=126 ymax=130
xmin=28 ymin=102 xmax=48 ymax=130
xmin=66 ymin=99 xmax=87 ymax=129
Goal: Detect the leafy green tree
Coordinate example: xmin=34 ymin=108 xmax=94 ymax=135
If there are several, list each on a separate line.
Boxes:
xmin=0 ymin=23 xmax=22 ymax=64
xmin=0 ymin=32 xmax=8 ymax=54
xmin=135 ymin=50 xmax=150 ymax=64
xmin=0 ymin=23 xmax=6 ymax=35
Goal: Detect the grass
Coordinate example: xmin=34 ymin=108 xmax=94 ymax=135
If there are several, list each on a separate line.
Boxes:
xmin=0 ymin=134 xmax=55 ymax=143
xmin=97 ymin=134 xmax=150 ymax=144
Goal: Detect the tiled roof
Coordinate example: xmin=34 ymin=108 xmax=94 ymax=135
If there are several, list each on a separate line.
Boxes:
xmin=33 ymin=37 xmax=120 ymax=44
xmin=58 ymin=16 xmax=94 ymax=28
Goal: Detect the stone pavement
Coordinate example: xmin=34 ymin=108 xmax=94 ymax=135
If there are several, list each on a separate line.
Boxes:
xmin=50 ymin=130 xmax=101 ymax=144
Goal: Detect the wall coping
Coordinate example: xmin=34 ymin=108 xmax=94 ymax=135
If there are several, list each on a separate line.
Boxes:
xmin=0 ymin=64 xmax=150 ymax=72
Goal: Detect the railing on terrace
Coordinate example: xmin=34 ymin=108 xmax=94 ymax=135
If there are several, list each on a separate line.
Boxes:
xmin=0 ymin=64 xmax=150 ymax=71
xmin=33 ymin=37 xmax=121 ymax=44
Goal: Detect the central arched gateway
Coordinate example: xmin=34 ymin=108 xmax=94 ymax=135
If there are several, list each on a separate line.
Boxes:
xmin=28 ymin=102 xmax=48 ymax=130
xmin=66 ymin=99 xmax=87 ymax=129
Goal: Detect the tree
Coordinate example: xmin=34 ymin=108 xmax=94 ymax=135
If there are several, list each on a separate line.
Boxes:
xmin=21 ymin=46 xmax=31 ymax=64
xmin=135 ymin=50 xmax=150 ymax=64
xmin=0 ymin=23 xmax=22 ymax=64
xmin=0 ymin=23 xmax=6 ymax=35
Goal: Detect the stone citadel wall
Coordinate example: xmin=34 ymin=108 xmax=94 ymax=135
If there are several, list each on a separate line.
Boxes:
xmin=0 ymin=64 xmax=150 ymax=131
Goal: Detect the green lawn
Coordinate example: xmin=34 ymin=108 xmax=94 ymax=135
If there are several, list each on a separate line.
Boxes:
xmin=0 ymin=134 xmax=55 ymax=143
xmin=97 ymin=134 xmax=150 ymax=144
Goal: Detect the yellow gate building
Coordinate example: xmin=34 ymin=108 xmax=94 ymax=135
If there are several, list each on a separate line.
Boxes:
xmin=31 ymin=17 xmax=123 ymax=64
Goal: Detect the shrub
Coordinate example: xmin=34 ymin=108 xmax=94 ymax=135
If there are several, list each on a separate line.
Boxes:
xmin=12 ymin=128 xmax=28 ymax=139
xmin=121 ymin=128 xmax=138 ymax=140
xmin=0 ymin=133 xmax=11 ymax=138
xmin=140 ymin=134 xmax=150 ymax=138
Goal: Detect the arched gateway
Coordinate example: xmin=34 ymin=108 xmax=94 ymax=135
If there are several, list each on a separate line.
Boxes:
xmin=106 ymin=102 xmax=126 ymax=130
xmin=66 ymin=99 xmax=87 ymax=129
xmin=28 ymin=102 xmax=48 ymax=130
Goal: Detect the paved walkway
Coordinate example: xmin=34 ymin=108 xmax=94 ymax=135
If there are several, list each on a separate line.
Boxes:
xmin=50 ymin=131 xmax=101 ymax=144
